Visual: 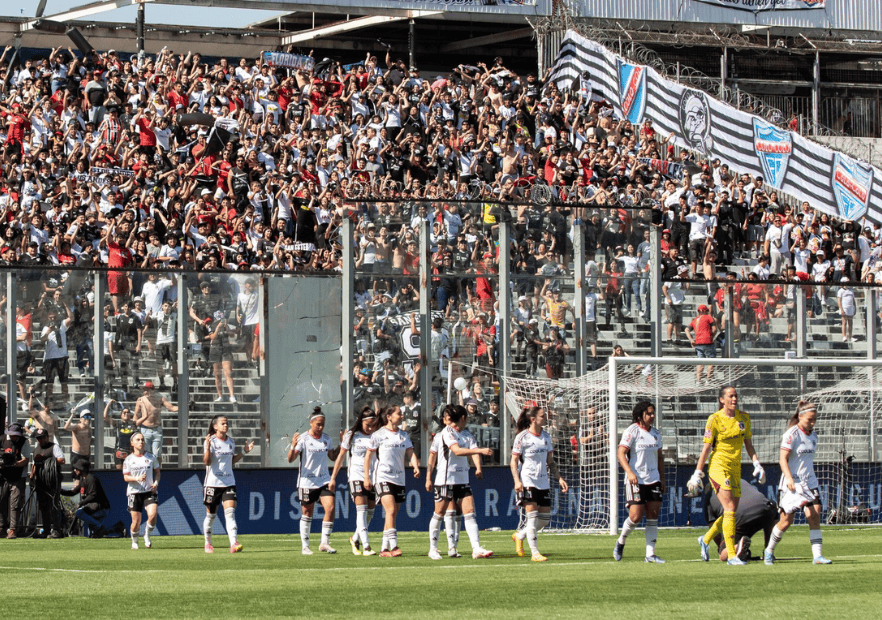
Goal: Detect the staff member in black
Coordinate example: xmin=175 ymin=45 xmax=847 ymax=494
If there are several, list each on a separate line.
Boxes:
xmin=104 ymin=399 xmax=138 ymax=470
xmin=31 ymin=428 xmax=65 ymax=538
xmin=0 ymin=423 xmax=31 ymax=539
xmin=703 ymin=478 xmax=777 ymax=562
xmin=62 ymin=462 xmax=112 ymax=537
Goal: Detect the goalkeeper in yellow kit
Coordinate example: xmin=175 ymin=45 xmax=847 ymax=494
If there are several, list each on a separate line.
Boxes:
xmin=688 ymin=386 xmax=765 ymax=566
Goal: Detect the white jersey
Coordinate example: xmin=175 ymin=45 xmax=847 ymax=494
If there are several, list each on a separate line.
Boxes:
xmin=293 ymin=432 xmax=333 ymax=489
xmin=341 ymin=430 xmax=373 ymax=482
xmin=618 ymin=423 xmax=662 ymax=485
xmin=432 ymin=425 xmax=472 ymax=486
xmin=123 ymin=452 xmax=158 ymax=495
xmin=511 ymin=429 xmax=553 ymax=490
xmin=369 ymin=427 xmax=412 ymax=486
xmin=204 ymin=435 xmax=236 ymax=488
xmin=780 ymin=425 xmax=818 ymax=489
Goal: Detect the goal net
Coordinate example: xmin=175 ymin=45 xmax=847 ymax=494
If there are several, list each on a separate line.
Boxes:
xmin=504 ymin=356 xmax=882 ymax=533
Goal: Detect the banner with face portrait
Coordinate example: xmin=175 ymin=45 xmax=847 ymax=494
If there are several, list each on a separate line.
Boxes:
xmin=549 ymin=31 xmax=881 ymax=226
xmin=694 ymin=0 xmax=825 ymax=10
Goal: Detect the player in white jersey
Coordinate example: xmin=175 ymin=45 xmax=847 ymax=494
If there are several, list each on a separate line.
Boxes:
xmin=614 ymin=401 xmax=666 ymax=563
xmin=122 ymin=432 xmax=160 ymax=550
xmin=763 ymin=401 xmax=831 ymax=565
xmin=424 ymin=404 xmax=494 ymax=560
xmin=202 ymin=415 xmax=254 ymax=554
xmin=330 ymin=407 xmax=379 ymax=556
xmin=288 ymin=407 xmax=340 ymax=555
xmin=364 ymin=405 xmax=420 ymax=557
xmin=510 ymin=406 xmax=568 ymax=562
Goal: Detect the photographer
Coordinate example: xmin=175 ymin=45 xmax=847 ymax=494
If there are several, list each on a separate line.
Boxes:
xmin=30 ymin=428 xmax=65 ymax=538
xmin=61 ymin=462 xmax=111 ymax=538
xmin=0 ymin=423 xmax=30 ymax=539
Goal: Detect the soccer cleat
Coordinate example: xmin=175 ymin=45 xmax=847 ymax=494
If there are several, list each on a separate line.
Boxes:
xmin=736 ymin=536 xmax=751 ymax=562
xmin=390 ymin=547 xmax=403 ymax=557
xmin=204 ymin=543 xmax=214 ymax=554
xmin=349 ymin=535 xmax=362 ymax=556
xmin=362 ymin=547 xmax=377 ymax=556
xmin=132 ymin=541 xmax=139 ymax=550
xmin=763 ymin=550 xmax=775 ymax=565
xmin=727 ymin=557 xmax=748 ymax=566
xmin=698 ymin=536 xmax=710 ymax=562
xmin=230 ymin=543 xmax=243 ymax=554
xmin=379 ymin=550 xmax=394 ymax=558
xmin=644 ymin=555 xmax=666 ymax=564
xmin=613 ymin=541 xmax=624 ymax=561
xmin=512 ymin=533 xmax=525 ymax=558
xmin=301 ymin=547 xmax=313 ymax=556
xmin=472 ymin=547 xmax=493 ymax=559
xmin=813 ymin=556 xmax=833 ymax=565
xmin=428 ymin=548 xmax=443 ymax=560
xmin=319 ymin=543 xmax=336 ymax=554
xmin=531 ymin=553 xmax=548 ymax=562
xmin=448 ymin=547 xmax=461 ymax=558
xmin=144 ymin=540 xmax=153 ymax=549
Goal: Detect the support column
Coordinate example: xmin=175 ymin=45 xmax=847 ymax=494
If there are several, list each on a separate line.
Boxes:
xmin=176 ymin=276 xmax=188 ymax=468
xmin=812 ymin=51 xmax=820 ymax=135
xmin=649 ymin=227 xmax=662 ymax=359
xmin=418 ymin=220 xmax=431 ymax=464
xmin=573 ymin=220 xmax=586 ymax=377
xmin=136 ymin=2 xmax=145 ymax=54
xmin=408 ymin=19 xmax=415 ymax=70
xmin=257 ymin=275 xmax=268 ymax=467
xmin=341 ymin=217 xmax=355 ymax=435
xmin=92 ymin=275 xmax=105 ymax=467
xmin=725 ymin=287 xmax=735 ymax=359
xmin=795 ymin=288 xmax=807 ymax=358
xmin=720 ymin=47 xmax=728 ymax=97
xmin=498 ymin=219 xmax=512 ymax=462
xmin=5 ymin=273 xmax=16 ymax=426
xmin=867 ymin=288 xmax=877 ymax=462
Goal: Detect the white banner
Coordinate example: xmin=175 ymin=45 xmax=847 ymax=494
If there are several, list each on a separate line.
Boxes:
xmin=694 ymin=0 xmax=825 ymax=10
xmin=263 ymin=52 xmax=315 ymax=72
xmin=549 ymin=31 xmax=881 ymax=226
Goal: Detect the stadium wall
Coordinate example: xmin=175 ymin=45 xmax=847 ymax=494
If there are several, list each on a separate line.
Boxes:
xmin=93 ymin=464 xmax=881 ymax=534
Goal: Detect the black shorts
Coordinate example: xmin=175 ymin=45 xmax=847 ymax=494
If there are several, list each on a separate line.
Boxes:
xmin=16 ymin=350 xmax=32 ymax=381
xmin=433 ymin=484 xmax=473 ymax=503
xmin=376 ymin=481 xmax=406 ymax=504
xmin=203 ymin=485 xmax=237 ymax=512
xmin=159 ymin=343 xmax=175 ymax=364
xmin=625 ymin=481 xmax=663 ymax=506
xmin=298 ymin=486 xmax=333 ymax=505
xmin=44 ymin=357 xmax=69 ymax=383
xmin=128 ymin=491 xmax=158 ymax=512
xmin=349 ymin=480 xmax=376 ymax=501
xmin=584 ymin=321 xmax=597 ymax=345
xmin=516 ymin=487 xmax=551 ymax=508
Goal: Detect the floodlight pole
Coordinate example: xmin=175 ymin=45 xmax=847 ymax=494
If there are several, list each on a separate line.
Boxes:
xmin=408 ymin=19 xmax=415 ymax=70
xmin=5 ymin=272 xmax=16 ymax=426
xmin=868 ymin=290 xmax=877 ymax=462
xmin=136 ymin=1 xmax=145 ymax=53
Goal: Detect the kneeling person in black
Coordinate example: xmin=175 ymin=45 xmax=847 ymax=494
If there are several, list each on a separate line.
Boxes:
xmin=704 ymin=478 xmax=777 ymax=562
xmin=62 ymin=463 xmax=111 ymax=537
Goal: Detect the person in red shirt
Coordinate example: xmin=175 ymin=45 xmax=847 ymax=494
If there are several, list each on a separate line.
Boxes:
xmin=132 ymin=105 xmax=157 ymax=156
xmin=0 ymin=102 xmax=30 ymax=156
xmin=167 ymin=81 xmax=189 ymax=112
xmin=101 ymin=223 xmax=133 ymax=313
xmin=685 ymin=304 xmax=718 ymax=383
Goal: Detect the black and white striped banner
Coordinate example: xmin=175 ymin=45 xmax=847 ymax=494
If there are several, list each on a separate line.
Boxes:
xmin=549 ymin=32 xmax=881 ymax=226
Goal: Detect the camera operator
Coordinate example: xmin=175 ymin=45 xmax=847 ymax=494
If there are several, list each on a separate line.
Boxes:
xmin=0 ymin=423 xmax=31 ymax=539
xmin=31 ymin=428 xmax=65 ymax=538
xmin=61 ymin=462 xmax=111 ymax=537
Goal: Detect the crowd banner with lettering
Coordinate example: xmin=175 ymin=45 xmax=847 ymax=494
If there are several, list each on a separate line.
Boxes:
xmin=550 ymin=31 xmax=882 ymax=226
xmin=90 ymin=166 xmax=136 ymax=178
xmin=694 ymin=0 xmax=825 ymax=10
xmin=263 ymin=52 xmax=315 ymax=72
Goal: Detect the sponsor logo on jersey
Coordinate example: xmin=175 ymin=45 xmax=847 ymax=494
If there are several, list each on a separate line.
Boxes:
xmin=724 ymin=478 xmax=731 ymax=487
xmin=703 ymin=429 xmax=712 ymax=439
xmin=752 ymin=118 xmax=792 ymax=189
xmin=738 ymin=421 xmax=745 ymax=431
xmin=832 ymin=153 xmax=873 ymax=221
xmin=617 ymin=60 xmax=647 ymax=125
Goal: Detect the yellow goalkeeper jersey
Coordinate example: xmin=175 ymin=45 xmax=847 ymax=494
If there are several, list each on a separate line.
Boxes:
xmin=704 ymin=408 xmax=751 ymax=470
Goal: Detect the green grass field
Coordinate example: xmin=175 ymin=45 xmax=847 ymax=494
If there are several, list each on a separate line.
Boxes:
xmin=3 ymin=526 xmax=880 ymax=619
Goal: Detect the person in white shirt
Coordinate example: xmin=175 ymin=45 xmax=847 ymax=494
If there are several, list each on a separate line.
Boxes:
xmin=509 ymin=406 xmax=568 ymax=562
xmin=122 ymin=432 xmax=160 ymax=550
xmin=837 ymin=278 xmax=857 ymax=342
xmin=330 ymin=407 xmax=379 ymax=556
xmin=288 ymin=407 xmax=340 ymax=555
xmin=614 ymin=401 xmax=666 ymax=563
xmin=364 ymin=405 xmax=421 ymax=557
xmin=424 ymin=405 xmax=494 ymax=560
xmin=764 ymin=214 xmax=786 ymax=276
xmin=202 ymin=415 xmax=254 ymax=554
xmin=763 ymin=401 xmax=831 ymax=565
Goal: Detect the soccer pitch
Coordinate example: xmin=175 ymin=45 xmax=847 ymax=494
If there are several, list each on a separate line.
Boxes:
xmin=5 ymin=527 xmax=880 ymax=619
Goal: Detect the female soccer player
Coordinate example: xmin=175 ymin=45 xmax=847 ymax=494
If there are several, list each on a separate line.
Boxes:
xmin=364 ymin=405 xmax=421 ymax=557
xmin=289 ymin=407 xmax=340 ymax=555
xmin=762 ymin=401 xmax=832 ymax=565
xmin=330 ymin=407 xmax=378 ymax=556
xmin=614 ymin=400 xmax=666 ymax=563
xmin=425 ymin=404 xmax=494 ymax=560
xmin=690 ymin=385 xmax=765 ymax=566
xmin=510 ymin=406 xmax=569 ymax=562
xmin=122 ymin=432 xmax=160 ymax=550
xmin=202 ymin=415 xmax=254 ymax=553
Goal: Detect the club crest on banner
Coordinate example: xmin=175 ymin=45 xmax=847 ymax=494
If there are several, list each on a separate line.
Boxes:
xmin=617 ymin=61 xmax=647 ymax=125
xmin=832 ymin=153 xmax=873 ymax=221
xmin=679 ymin=90 xmax=713 ymax=155
xmin=752 ymin=119 xmax=792 ymax=190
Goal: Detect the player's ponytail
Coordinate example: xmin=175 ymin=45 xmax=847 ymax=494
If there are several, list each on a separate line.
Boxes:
xmin=207 ymin=415 xmax=223 ymax=436
xmin=448 ymin=405 xmax=467 ymax=425
xmin=788 ymin=400 xmax=817 ymax=428
xmin=516 ymin=406 xmax=541 ymax=433
xmin=632 ymin=400 xmax=654 ymax=425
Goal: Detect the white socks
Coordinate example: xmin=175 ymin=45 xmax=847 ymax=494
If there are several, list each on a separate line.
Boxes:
xmin=144 ymin=524 xmax=155 ymax=546
xmin=809 ymin=529 xmax=823 ymax=559
xmin=525 ymin=510 xmax=539 ymax=554
xmin=321 ymin=521 xmax=333 ymax=546
xmin=618 ymin=517 xmax=637 ymax=545
xmin=300 ymin=516 xmax=312 ymax=549
xmin=429 ymin=513 xmax=443 ymax=550
xmin=382 ymin=528 xmax=398 ymax=551
xmin=204 ymin=513 xmax=216 ymax=545
xmin=463 ymin=513 xmax=481 ymax=551
xmin=356 ymin=504 xmax=370 ymax=547
xmin=766 ymin=525 xmax=785 ymax=553
xmin=645 ymin=519 xmax=658 ymax=557
xmin=444 ymin=510 xmax=457 ymax=550
xmin=224 ymin=507 xmax=238 ymax=546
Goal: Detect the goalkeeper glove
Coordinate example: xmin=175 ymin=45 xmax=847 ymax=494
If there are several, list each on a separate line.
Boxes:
xmin=687 ymin=470 xmax=704 ymax=496
xmin=752 ymin=460 xmax=766 ymax=484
